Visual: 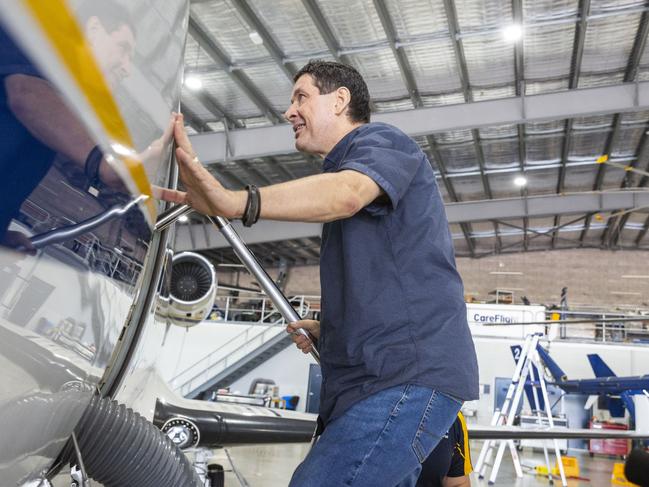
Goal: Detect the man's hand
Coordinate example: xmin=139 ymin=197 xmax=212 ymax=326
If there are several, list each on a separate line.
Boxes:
xmin=2 ymin=230 xmax=36 ymax=255
xmin=155 ymin=114 xmax=244 ymax=218
xmin=286 ymin=319 xmax=320 ymax=354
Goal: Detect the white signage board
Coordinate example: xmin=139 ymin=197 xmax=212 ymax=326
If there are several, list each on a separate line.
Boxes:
xmin=467 ymin=303 xmax=550 ymax=339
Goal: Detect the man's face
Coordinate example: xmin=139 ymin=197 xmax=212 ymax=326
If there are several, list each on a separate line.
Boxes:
xmin=285 ymin=74 xmax=338 ymax=156
xmin=87 ymin=17 xmax=135 ymax=87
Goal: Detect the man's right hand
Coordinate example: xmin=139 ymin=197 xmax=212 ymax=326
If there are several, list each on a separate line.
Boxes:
xmin=286 ymin=319 xmax=320 ymax=354
xmin=154 ymin=114 xmax=244 ymax=219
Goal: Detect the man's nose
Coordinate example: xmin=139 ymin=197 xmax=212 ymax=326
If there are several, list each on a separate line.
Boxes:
xmin=284 ymin=104 xmax=296 ymax=122
xmin=120 ymin=56 xmax=132 ymax=78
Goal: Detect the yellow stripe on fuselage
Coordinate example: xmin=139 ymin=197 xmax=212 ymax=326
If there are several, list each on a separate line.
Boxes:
xmin=22 ymin=0 xmax=155 ymax=220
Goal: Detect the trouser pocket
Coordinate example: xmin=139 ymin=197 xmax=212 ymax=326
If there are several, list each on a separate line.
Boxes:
xmin=411 ymin=390 xmax=462 ymax=463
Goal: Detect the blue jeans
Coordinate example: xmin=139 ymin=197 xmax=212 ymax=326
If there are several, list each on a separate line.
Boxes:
xmin=288 ymin=384 xmax=462 ymax=487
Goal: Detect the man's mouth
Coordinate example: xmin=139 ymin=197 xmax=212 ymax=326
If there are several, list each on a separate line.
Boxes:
xmin=293 ymin=123 xmax=306 ymax=138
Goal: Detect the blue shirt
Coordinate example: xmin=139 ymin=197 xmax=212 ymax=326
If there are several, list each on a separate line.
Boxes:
xmin=0 ymin=27 xmax=55 ymax=240
xmin=318 ymin=122 xmax=479 ymax=426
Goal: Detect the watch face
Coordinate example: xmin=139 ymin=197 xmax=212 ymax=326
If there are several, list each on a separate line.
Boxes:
xmin=161 ymin=417 xmax=200 ymax=449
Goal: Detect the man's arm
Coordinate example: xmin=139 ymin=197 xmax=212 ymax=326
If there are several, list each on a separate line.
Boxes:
xmin=158 ymin=114 xmax=384 ymax=222
xmin=6 ymin=74 xmax=122 ymax=186
xmin=258 ymin=170 xmax=382 ymax=222
xmin=6 ymin=74 xmax=97 ymax=164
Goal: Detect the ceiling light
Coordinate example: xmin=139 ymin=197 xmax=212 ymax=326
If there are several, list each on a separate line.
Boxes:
xmin=489 ymin=271 xmax=524 ymax=275
xmin=622 ymin=275 xmax=649 ymax=279
xmin=514 ymin=176 xmax=527 ymax=187
xmin=611 ymin=291 xmax=642 ymax=296
xmin=249 ymin=31 xmax=264 ymax=45
xmin=178 ymin=215 xmax=188 ymax=223
xmin=503 ymin=25 xmax=523 ymax=42
xmin=184 ymin=76 xmax=203 ymax=90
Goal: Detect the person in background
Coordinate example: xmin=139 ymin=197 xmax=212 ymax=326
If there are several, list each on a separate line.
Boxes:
xmin=0 ymin=3 xmax=134 ymax=250
xmin=417 ymin=413 xmax=472 ymax=487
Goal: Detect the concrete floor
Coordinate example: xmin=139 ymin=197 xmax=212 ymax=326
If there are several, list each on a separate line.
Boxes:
xmin=213 ymin=442 xmax=627 ymax=487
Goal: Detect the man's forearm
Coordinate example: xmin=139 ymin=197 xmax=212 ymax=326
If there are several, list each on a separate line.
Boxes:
xmin=6 ymin=74 xmax=96 ymax=165
xmin=255 ymin=171 xmax=380 ymax=223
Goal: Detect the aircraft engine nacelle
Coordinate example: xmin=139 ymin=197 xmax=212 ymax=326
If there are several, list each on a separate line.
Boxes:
xmin=163 ymin=252 xmax=216 ymax=327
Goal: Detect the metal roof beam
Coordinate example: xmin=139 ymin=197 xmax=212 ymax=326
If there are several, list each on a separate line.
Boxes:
xmin=579 ymin=114 xmax=622 ymax=244
xmin=471 ymin=129 xmax=501 ymax=250
xmin=373 ymin=0 xmax=421 ymax=108
xmin=192 ymin=90 xmax=243 ymax=129
xmin=494 ymin=219 xmax=580 ymax=245
xmin=426 ymin=136 xmax=476 ymax=256
xmin=635 ymin=214 xmax=649 ymax=246
xmin=290 ymin=240 xmax=321 ymax=259
xmin=180 ymin=102 xmax=211 ymax=133
xmin=592 ymin=11 xmax=649 ymax=187
xmin=230 ymin=0 xmax=297 ymax=80
xmin=268 ymin=157 xmax=297 ymax=181
xmin=588 ymin=11 xmax=649 ymax=243
xmin=373 ymin=0 xmax=480 ymax=254
xmin=625 ymin=10 xmax=649 ymax=82
xmin=189 ymin=81 xmax=649 ymax=163
xmin=255 ymin=242 xmax=298 ymax=265
xmin=371 ymin=0 xmax=477 ymax=254
xmin=516 ymin=124 xmax=529 ymax=251
xmin=175 ymin=220 xmax=323 ymax=251
xmin=474 ymin=214 xmax=589 ymax=258
xmin=569 ymin=0 xmax=591 ymax=89
xmin=239 ymin=160 xmax=272 ymax=186
xmin=211 ymin=166 xmax=246 ymax=189
xmin=188 ymin=16 xmax=284 ymax=124
xmin=552 ymin=0 xmax=589 ymax=248
xmin=512 ymin=0 xmax=528 ymax=252
xmin=184 ymin=3 xmax=649 ymax=74
xmin=607 ymin=124 xmax=649 ymax=246
xmin=173 ymin=191 xmax=649 ymax=251
xmin=301 ymin=0 xmax=352 ymax=65
xmin=443 ymin=0 xmax=471 ymax=101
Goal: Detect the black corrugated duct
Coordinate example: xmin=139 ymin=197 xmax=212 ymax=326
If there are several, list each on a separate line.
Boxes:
xmin=71 ymin=395 xmax=202 ymax=487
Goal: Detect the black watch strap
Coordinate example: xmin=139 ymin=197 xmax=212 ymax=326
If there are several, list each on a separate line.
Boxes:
xmin=242 ymin=184 xmax=261 ymax=227
xmin=84 ymin=145 xmax=103 ymax=190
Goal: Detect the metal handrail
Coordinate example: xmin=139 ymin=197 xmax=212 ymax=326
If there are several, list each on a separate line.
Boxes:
xmin=171 ymin=294 xmax=314 ymax=391
xmin=177 ymin=324 xmax=286 ymax=396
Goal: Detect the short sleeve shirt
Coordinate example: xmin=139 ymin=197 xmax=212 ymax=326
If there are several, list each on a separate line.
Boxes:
xmin=318 ymin=122 xmax=479 ymax=426
xmin=0 ymin=26 xmax=56 ymax=239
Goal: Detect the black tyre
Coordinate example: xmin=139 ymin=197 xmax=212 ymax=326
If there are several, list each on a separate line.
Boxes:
xmin=207 ymin=463 xmax=224 ymax=487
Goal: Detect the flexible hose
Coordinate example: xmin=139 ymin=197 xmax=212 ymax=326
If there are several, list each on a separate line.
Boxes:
xmin=72 ymin=394 xmax=202 ymax=487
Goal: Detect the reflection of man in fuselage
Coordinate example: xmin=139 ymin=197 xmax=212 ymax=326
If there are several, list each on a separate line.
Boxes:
xmin=0 ymin=3 xmax=135 ymax=251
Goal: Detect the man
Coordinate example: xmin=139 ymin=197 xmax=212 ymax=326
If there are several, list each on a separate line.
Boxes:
xmin=161 ymin=60 xmax=479 ymax=486
xmin=417 ymin=413 xmax=472 ymax=487
xmin=0 ymin=3 xmax=134 ymax=250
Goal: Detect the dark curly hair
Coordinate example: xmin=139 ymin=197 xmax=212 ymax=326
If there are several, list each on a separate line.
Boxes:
xmin=294 ymin=60 xmax=371 ymax=124
xmin=77 ymin=1 xmax=136 ymax=37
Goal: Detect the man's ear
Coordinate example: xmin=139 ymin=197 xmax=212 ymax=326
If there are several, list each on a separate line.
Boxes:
xmin=334 ymin=86 xmax=351 ymax=116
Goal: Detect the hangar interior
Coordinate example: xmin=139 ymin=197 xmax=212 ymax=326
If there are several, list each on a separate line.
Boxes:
xmin=2 ymin=0 xmax=649 ymax=486
xmin=158 ymin=0 xmax=649 ymax=486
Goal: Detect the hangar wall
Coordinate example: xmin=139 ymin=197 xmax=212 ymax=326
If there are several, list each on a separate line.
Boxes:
xmin=221 ymin=336 xmax=649 ymax=421
xmin=218 ymin=249 xmax=649 ymax=308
